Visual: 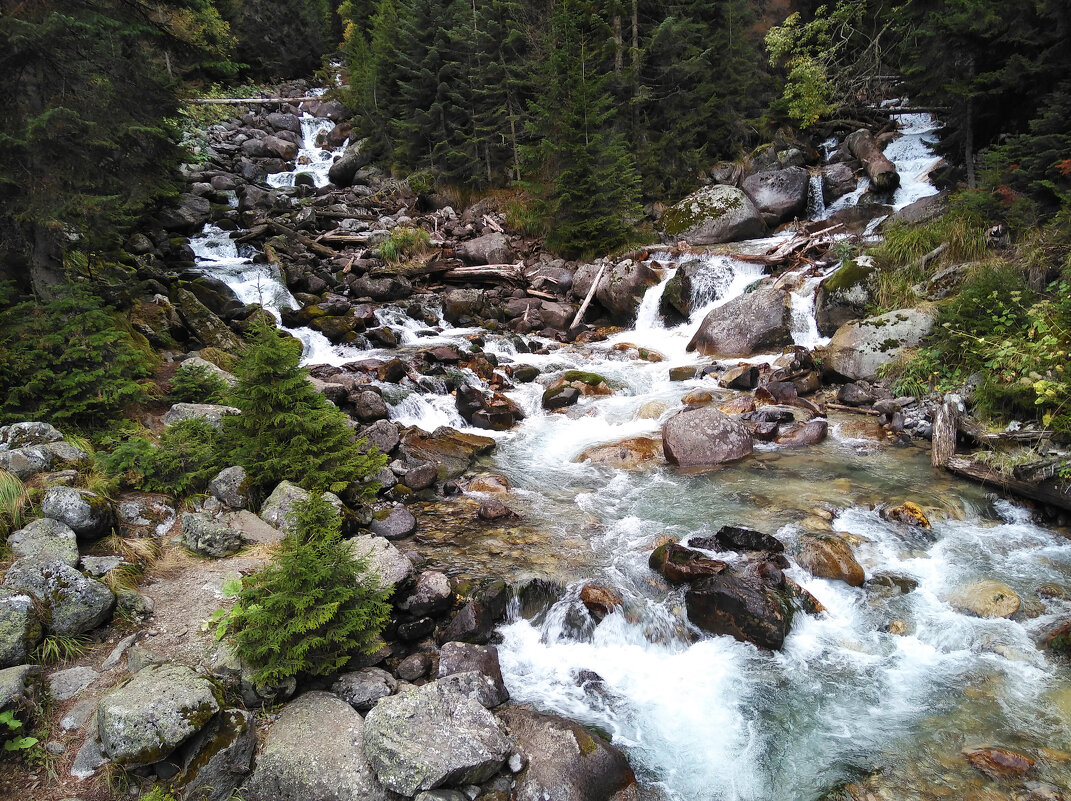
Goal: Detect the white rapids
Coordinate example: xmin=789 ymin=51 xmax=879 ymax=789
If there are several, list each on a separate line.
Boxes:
xmin=187 ymin=106 xmax=1071 ymax=800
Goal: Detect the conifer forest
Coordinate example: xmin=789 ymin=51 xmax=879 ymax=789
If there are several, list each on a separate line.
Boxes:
xmin=2 ymin=2 xmax=1071 ymax=800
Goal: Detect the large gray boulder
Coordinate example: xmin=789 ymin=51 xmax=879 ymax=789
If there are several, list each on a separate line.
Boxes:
xmin=0 ymin=664 xmax=39 ymax=711
xmin=0 ymin=445 xmax=55 ymax=479
xmin=328 ymin=139 xmax=372 ymax=187
xmin=742 ymin=167 xmax=809 ymax=226
xmin=245 ymin=691 xmax=387 ymax=801
xmin=662 ymin=407 xmax=753 ymax=468
xmin=182 ymin=512 xmax=242 ymax=558
xmin=363 ymin=681 xmax=512 ymax=796
xmin=208 ymin=466 xmax=249 ymax=509
xmin=442 ymin=288 xmax=488 ymax=325
xmin=437 ymin=642 xmax=508 ymax=708
xmin=572 ymin=260 xmax=660 ymax=323
xmin=498 ymin=706 xmax=636 ymax=801
xmin=456 ymin=232 xmax=514 ymax=266
xmin=0 ymin=588 xmax=42 ymax=668
xmin=824 ymin=308 xmax=936 ymax=381
xmin=348 ymin=535 xmax=414 ymax=591
xmin=398 ymin=570 xmax=452 ymax=616
xmin=163 ymin=402 xmax=240 ymax=427
xmin=4 ymin=558 xmax=115 ymax=636
xmin=687 ymin=287 xmax=792 ymax=357
xmin=40 ymin=487 xmax=113 ymax=540
xmin=160 ymin=193 xmax=212 ymax=233
xmin=7 ymin=517 xmax=79 ymax=566
xmin=97 ymin=664 xmax=222 ymax=766
xmin=0 ymin=422 xmax=62 ymax=450
xmin=660 ymin=185 xmax=766 ymax=245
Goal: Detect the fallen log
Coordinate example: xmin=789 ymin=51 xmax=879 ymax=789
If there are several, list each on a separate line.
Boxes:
xmin=931 ymin=400 xmax=959 ymax=467
xmin=827 ymin=403 xmax=882 ymax=416
xmin=441 ymin=263 xmax=525 ymax=285
xmin=733 ymin=224 xmax=843 ymax=268
xmin=266 ymin=219 xmax=336 ymax=258
xmin=845 ymin=129 xmax=899 ymax=192
xmin=318 ymin=232 xmax=378 ymax=245
xmin=944 ymin=456 xmax=1071 ymax=513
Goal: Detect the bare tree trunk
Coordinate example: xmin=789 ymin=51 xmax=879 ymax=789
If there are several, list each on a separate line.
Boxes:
xmin=613 ymin=14 xmax=623 ymax=75
xmin=30 ymin=222 xmax=66 ymax=300
xmin=931 ymin=401 xmax=959 ymax=468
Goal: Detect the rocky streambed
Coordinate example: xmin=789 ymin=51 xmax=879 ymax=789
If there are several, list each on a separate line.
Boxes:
xmin=3 ymin=85 xmax=1071 ymax=801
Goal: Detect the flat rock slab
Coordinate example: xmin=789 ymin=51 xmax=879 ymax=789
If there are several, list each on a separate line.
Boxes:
xmin=363 ymin=681 xmax=512 ymax=796
xmin=48 ymin=666 xmax=99 ymax=701
xmin=244 ymin=691 xmax=386 ymax=801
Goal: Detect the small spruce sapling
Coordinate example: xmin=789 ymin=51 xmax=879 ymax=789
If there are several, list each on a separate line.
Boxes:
xmin=223 ymin=493 xmax=392 ymax=685
xmin=221 ymin=318 xmax=386 ymax=499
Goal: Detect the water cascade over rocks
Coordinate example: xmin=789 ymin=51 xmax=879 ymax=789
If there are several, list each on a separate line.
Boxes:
xmin=182 ymin=106 xmax=1071 ymax=801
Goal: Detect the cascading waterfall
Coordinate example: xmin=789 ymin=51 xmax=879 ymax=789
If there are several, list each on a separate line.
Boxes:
xmin=266 ymin=114 xmax=339 ymax=189
xmin=186 ymin=106 xmax=1071 ymax=800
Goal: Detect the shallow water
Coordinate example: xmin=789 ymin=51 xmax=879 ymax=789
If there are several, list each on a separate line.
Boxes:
xmin=191 ymin=110 xmax=1071 ymax=801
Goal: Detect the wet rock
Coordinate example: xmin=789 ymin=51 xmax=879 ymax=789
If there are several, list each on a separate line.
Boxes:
xmin=775 ymin=419 xmax=828 ymax=448
xmin=173 ymin=707 xmax=256 ymax=801
xmin=742 ymin=166 xmax=809 ymax=226
xmin=950 ymin=580 xmax=1021 ymax=619
xmin=4 ymin=558 xmax=115 ymax=636
xmin=649 ymin=543 xmax=728 ymax=583
xmin=399 ymin=571 xmax=453 ymax=617
xmin=498 ymin=705 xmax=636 ymax=801
xmin=795 ymin=534 xmax=865 ymax=586
xmin=719 ymin=364 xmax=761 ymax=390
xmin=883 ymin=502 xmax=931 ymax=529
xmin=687 ymin=287 xmax=792 ymax=357
xmin=457 ymin=385 xmax=524 ymax=431
xmin=97 ymin=664 xmax=221 ymax=767
xmin=348 ymin=535 xmax=414 ymax=591
xmin=371 ymin=505 xmax=418 ymax=540
xmin=822 ymin=162 xmax=858 ymax=202
xmin=466 ymin=474 xmax=511 ymax=494
xmin=579 ymin=585 xmax=624 ymax=621
xmin=824 ymin=308 xmax=935 ymax=381
xmin=332 ymin=668 xmax=398 ymax=713
xmin=963 ymin=747 xmax=1035 ymax=780
xmin=478 ymin=498 xmax=517 ymax=522
xmin=8 ymin=518 xmax=79 ymax=566
xmin=438 ymin=642 xmax=509 ymax=708
xmin=163 ymin=402 xmax=240 ymax=427
xmin=685 ymin=571 xmax=793 ymax=650
xmin=543 ymin=384 xmax=581 ymax=410
xmin=40 ymin=486 xmax=113 ymax=540
xmin=457 ymin=232 xmax=514 ymax=266
xmin=363 ymin=681 xmax=512 ymax=796
xmin=719 ymin=396 xmax=758 ymax=415
xmin=208 ymin=466 xmax=249 ymax=510
xmin=576 ymin=437 xmax=663 ymax=470
xmin=0 ymin=589 xmax=42 ymax=668
xmin=660 ymin=185 xmax=766 ymax=245
xmin=182 ymin=512 xmax=241 ymax=558
xmin=700 ymin=525 xmax=785 ymax=554
xmin=355 ymin=390 xmax=390 ymax=423
xmin=245 ymin=691 xmax=386 ymax=801
xmin=661 ymin=406 xmax=753 ymax=468
xmin=440 ymin=601 xmax=494 ymax=645
xmin=399 ymin=427 xmax=496 ymax=480
xmin=404 ymin=461 xmax=438 ymax=491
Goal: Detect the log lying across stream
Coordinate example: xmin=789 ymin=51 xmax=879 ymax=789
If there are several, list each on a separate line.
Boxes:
xmin=846 ymin=129 xmax=900 ymax=192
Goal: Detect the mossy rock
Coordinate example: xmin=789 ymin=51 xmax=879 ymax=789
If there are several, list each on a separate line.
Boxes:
xmin=561 ymin=370 xmax=615 ymax=388
xmin=823 ymin=259 xmax=874 ymax=293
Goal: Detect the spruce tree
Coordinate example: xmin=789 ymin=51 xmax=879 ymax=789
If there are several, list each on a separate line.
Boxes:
xmin=220 ymin=318 xmax=386 ymax=499
xmin=527 ymin=0 xmax=641 ymax=258
xmin=226 ymin=493 xmax=392 ymax=685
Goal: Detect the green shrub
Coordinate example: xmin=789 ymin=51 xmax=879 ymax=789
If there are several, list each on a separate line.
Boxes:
xmin=0 ymin=284 xmax=153 ymax=428
xmin=222 ymin=493 xmax=392 ymax=685
xmin=378 ymin=226 xmax=431 ymax=264
xmin=98 ymin=419 xmax=224 ymax=496
xmin=221 ymin=319 xmax=386 ymax=499
xmin=169 ymin=364 xmax=229 ymax=404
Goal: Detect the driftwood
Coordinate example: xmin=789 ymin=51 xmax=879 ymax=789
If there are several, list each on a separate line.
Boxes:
xmin=572 ymin=263 xmax=606 ymax=328
xmin=917 ymin=242 xmax=948 ymax=271
xmin=845 ymin=129 xmax=899 ymax=192
xmin=441 ymin=263 xmax=525 ymax=285
xmin=526 ymin=289 xmax=559 ymax=301
xmin=931 ymin=400 xmax=959 ymax=467
xmin=317 ymin=232 xmax=378 ymax=245
xmin=827 ymin=403 xmax=881 ymax=416
xmin=266 ymin=219 xmax=336 ymax=258
xmin=944 ymin=457 xmax=1071 ymax=513
xmin=734 ymin=224 xmax=843 ymax=269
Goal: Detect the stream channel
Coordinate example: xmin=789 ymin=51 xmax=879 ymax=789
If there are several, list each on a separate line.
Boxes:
xmin=189 ymin=110 xmax=1071 ymax=800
